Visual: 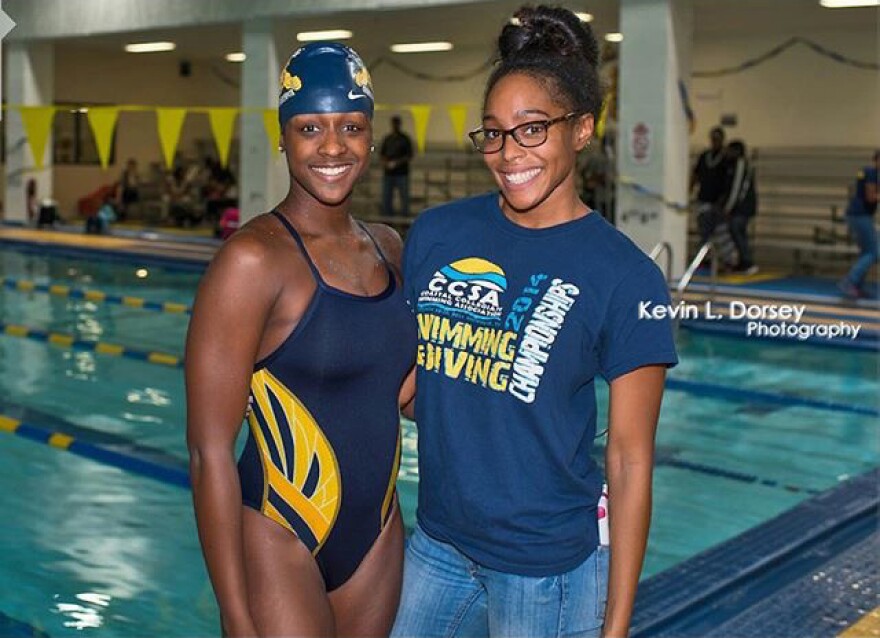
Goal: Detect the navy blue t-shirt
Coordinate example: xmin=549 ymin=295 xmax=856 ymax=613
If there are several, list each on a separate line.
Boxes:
xmin=403 ymin=193 xmax=678 ymax=576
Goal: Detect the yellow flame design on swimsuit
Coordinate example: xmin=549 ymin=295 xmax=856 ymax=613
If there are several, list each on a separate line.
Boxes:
xmin=249 ymin=369 xmax=341 ymax=550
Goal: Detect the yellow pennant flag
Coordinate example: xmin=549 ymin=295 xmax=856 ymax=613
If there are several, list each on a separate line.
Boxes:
xmin=446 ymin=105 xmax=470 ymax=149
xmin=262 ymin=109 xmax=281 ymax=152
xmin=408 ymin=105 xmax=432 ymax=155
xmin=18 ymin=106 xmax=56 ymax=169
xmin=87 ymin=107 xmax=120 ymax=170
xmin=156 ymin=108 xmax=187 ymax=169
xmin=596 ymin=95 xmax=610 ymax=140
xmin=207 ymin=108 xmax=238 ymax=167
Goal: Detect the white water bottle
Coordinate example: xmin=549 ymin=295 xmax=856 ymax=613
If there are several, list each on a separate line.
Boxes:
xmin=597 ymin=482 xmax=610 ymax=546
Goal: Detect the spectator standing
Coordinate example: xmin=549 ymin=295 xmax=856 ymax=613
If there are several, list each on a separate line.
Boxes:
xmin=119 ymin=158 xmax=140 ymax=221
xmin=721 ymin=140 xmax=758 ymax=274
xmin=839 ymin=150 xmax=879 ymax=298
xmin=380 ymin=115 xmax=413 ymax=217
xmin=691 ymin=126 xmax=728 ymax=245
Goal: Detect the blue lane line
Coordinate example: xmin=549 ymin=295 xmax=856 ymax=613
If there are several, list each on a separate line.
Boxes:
xmin=595 ymin=445 xmax=819 ymax=496
xmin=3 ymin=418 xmax=189 ymax=489
xmin=665 ymin=377 xmax=879 ymax=417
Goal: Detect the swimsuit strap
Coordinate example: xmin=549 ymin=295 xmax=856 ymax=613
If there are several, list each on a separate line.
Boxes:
xmin=271 ymin=210 xmax=325 ymax=285
xmin=356 ymin=221 xmax=393 ymax=273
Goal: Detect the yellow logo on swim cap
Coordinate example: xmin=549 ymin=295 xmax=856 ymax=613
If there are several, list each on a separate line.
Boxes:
xmin=280 ymin=69 xmax=302 ymax=92
xmin=354 ymin=67 xmax=372 ymax=91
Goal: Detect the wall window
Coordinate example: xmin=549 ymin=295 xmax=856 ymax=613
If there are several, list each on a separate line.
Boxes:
xmin=53 ymin=105 xmax=116 ymax=166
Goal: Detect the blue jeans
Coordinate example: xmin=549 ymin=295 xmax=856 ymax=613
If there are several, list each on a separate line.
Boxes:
xmin=390 ymin=525 xmax=609 ymax=638
xmin=383 ymin=174 xmax=410 ymax=217
xmin=845 ymin=214 xmax=878 ymax=288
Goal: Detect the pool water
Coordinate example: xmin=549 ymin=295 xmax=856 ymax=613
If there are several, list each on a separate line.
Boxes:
xmin=1 ymin=246 xmax=877 ymax=637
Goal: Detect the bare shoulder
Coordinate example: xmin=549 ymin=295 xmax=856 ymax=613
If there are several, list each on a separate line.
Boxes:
xmin=364 ymin=222 xmax=404 ymax=269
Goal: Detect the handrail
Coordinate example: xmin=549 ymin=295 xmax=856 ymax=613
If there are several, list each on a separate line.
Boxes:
xmin=649 ymin=241 xmax=673 ymax=284
xmin=676 ymin=242 xmax=718 ymax=324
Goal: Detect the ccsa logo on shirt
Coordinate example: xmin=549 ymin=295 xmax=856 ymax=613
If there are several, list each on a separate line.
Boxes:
xmin=427 ymin=258 xmax=507 ymax=310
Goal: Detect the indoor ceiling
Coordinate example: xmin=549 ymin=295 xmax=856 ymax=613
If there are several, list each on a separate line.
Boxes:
xmin=56 ymin=0 xmax=876 ymax=62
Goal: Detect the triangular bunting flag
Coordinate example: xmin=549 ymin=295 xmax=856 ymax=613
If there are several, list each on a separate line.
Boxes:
xmin=446 ymin=105 xmax=470 ymax=149
xmin=408 ymin=105 xmax=432 ymax=155
xmin=86 ymin=107 xmax=120 ymax=170
xmin=207 ymin=108 xmax=238 ymax=167
xmin=262 ymin=109 xmax=281 ymax=153
xmin=156 ymin=108 xmax=187 ymax=169
xmin=18 ymin=106 xmax=55 ymax=169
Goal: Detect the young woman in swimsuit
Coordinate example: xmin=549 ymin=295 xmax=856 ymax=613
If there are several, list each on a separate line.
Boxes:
xmin=186 ymin=42 xmax=415 ymax=637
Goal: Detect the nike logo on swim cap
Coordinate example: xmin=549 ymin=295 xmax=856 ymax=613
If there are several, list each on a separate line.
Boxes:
xmin=348 ymin=90 xmax=369 ymax=101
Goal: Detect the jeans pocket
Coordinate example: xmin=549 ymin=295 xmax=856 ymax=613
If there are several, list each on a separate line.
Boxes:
xmin=595 ymin=545 xmax=610 ymax=621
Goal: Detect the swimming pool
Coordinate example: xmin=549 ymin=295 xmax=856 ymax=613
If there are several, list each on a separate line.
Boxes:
xmin=1 ymin=245 xmax=877 ymax=637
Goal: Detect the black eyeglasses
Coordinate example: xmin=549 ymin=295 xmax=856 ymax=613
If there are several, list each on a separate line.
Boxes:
xmin=468 ymin=112 xmax=582 ymax=154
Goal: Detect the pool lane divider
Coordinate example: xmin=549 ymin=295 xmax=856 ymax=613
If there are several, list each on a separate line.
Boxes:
xmin=3 ymin=275 xmax=192 ymax=315
xmin=0 ymin=414 xmax=190 ymax=488
xmin=665 ymin=377 xmax=879 ymax=418
xmin=0 ymin=321 xmax=183 ymax=368
xmin=1 ymin=409 xmax=820 ymax=497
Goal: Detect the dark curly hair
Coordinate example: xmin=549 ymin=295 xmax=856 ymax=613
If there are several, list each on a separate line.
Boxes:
xmin=485 ymin=5 xmax=602 ymax=117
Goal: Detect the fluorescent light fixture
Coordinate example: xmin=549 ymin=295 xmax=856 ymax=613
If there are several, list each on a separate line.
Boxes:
xmin=225 ymin=52 xmax=246 ymax=62
xmin=296 ymin=30 xmax=353 ymax=42
xmin=604 ymin=32 xmax=624 ymax=42
xmin=819 ymin=0 xmax=879 ymax=6
xmin=575 ymin=12 xmax=594 ymax=22
xmin=390 ymin=41 xmax=454 ymax=53
xmin=124 ymin=41 xmax=176 ymax=53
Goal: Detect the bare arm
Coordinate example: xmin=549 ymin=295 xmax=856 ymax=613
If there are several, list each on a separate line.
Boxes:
xmin=185 ymin=235 xmax=279 ymax=638
xmin=602 ymin=365 xmax=667 ymax=638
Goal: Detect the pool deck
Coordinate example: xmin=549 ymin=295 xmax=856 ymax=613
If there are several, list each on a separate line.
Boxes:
xmin=633 ymin=469 xmax=879 ymax=638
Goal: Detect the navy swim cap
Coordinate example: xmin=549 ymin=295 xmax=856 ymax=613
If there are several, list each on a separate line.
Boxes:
xmin=278 ymin=42 xmax=375 ymax=130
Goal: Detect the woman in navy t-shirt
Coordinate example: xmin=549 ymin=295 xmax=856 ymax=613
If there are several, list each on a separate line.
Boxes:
xmin=392 ymin=6 xmax=677 ymax=638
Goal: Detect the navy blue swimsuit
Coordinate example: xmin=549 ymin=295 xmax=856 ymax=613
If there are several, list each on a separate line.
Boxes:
xmin=238 ymin=211 xmax=416 ymax=591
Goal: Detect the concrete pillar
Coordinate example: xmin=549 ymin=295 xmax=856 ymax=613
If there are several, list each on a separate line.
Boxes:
xmin=4 ymin=40 xmax=54 ymax=224
xmin=239 ymin=18 xmax=287 ymax=222
xmin=616 ymin=0 xmax=692 ymax=279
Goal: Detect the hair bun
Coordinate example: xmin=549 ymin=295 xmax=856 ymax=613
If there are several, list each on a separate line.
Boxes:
xmin=499 ymin=5 xmax=599 ymax=66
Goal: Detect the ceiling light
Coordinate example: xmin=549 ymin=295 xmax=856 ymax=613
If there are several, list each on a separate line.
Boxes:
xmin=390 ymin=42 xmax=454 ymax=54
xmin=575 ymin=12 xmax=594 ymax=22
xmin=296 ymin=30 xmax=353 ymax=42
xmin=124 ymin=41 xmax=176 ymax=53
xmin=225 ymin=52 xmax=246 ymax=62
xmin=819 ymin=0 xmax=879 ymax=6
xmin=604 ymin=33 xmax=624 ymax=43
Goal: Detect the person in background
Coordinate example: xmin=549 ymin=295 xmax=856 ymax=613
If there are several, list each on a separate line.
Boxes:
xmin=118 ymin=158 xmax=140 ymax=221
xmin=392 ymin=6 xmax=677 ymax=638
xmin=839 ymin=150 xmax=879 ymax=298
xmin=217 ymin=205 xmax=240 ymax=241
xmin=25 ymin=179 xmax=38 ymax=226
xmin=186 ymin=42 xmax=415 ymax=637
xmin=691 ymin=126 xmax=728 ymax=246
xmin=721 ymin=140 xmax=758 ymax=275
xmin=380 ymin=115 xmax=413 ymax=217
